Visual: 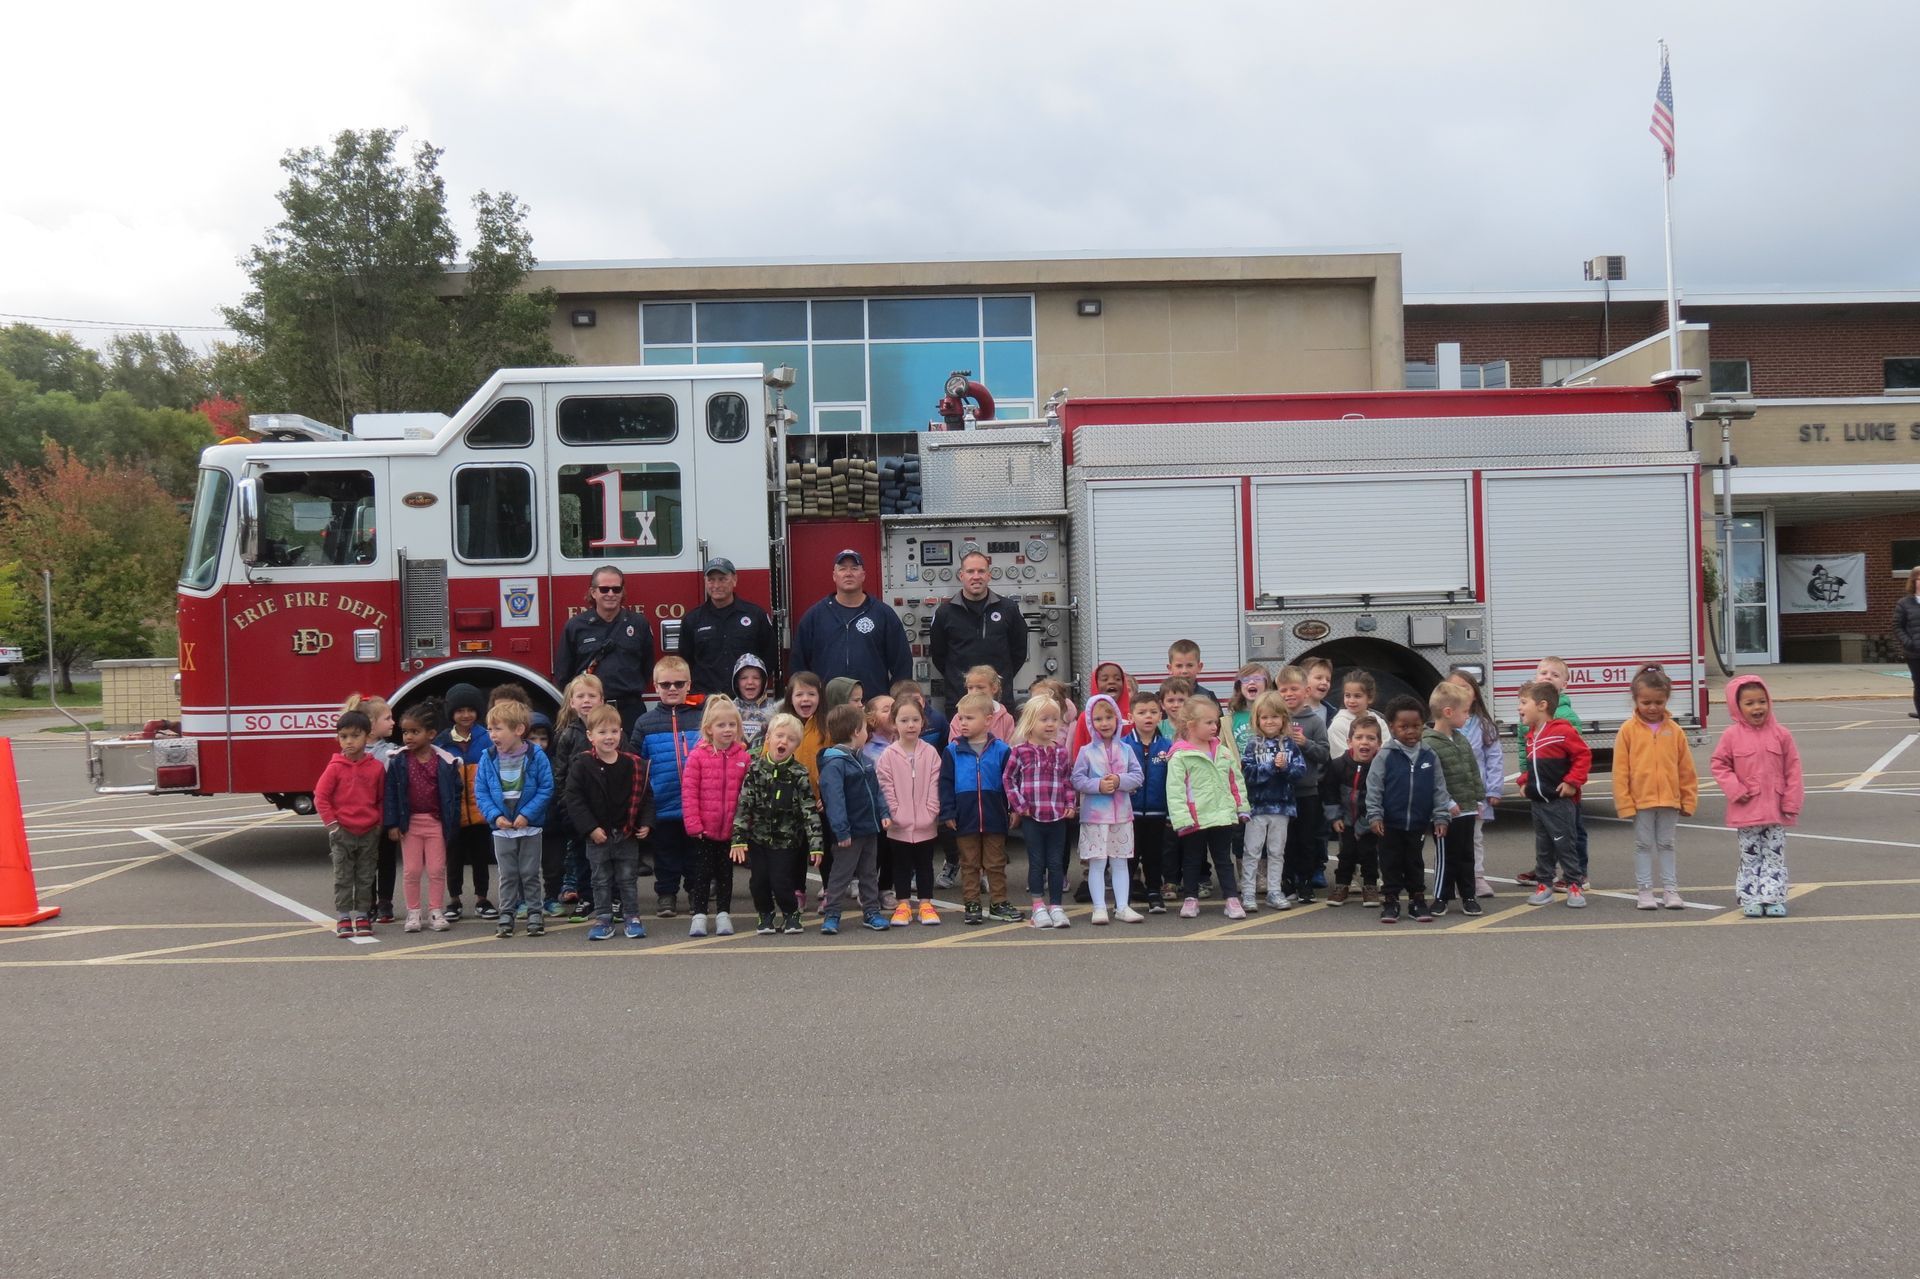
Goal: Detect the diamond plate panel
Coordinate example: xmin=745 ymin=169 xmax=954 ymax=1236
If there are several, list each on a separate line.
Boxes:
xmin=919 ymin=427 xmax=1064 ymax=515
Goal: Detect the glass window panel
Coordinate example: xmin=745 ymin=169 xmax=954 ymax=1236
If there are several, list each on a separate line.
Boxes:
xmin=869 ymin=297 xmax=979 ymax=340
xmin=465 ymin=398 xmax=533 ymax=448
xmin=869 ymin=341 xmax=981 ymax=432
xmin=811 ymin=299 xmax=865 ymax=340
xmin=1734 ymin=606 xmax=1768 ymax=654
xmin=1710 ymin=359 xmax=1751 ymax=395
xmin=557 ymin=462 xmax=684 ymax=559
xmin=982 ymin=296 xmax=1033 ymax=338
xmin=812 ymin=343 xmax=866 ymax=402
xmin=1403 ymin=362 xmax=1438 ymax=389
xmin=1732 ymin=543 xmax=1766 ymax=601
xmin=258 ymin=471 xmax=377 ymax=568
xmin=1892 ymin=539 xmax=1920 ymax=572
xmin=180 ymin=468 xmax=231 ymax=588
xmin=696 ymin=300 xmax=807 ymax=344
xmin=816 ymin=408 xmax=866 ymax=433
xmin=1884 ymin=357 xmax=1920 ymax=390
xmin=982 ymin=340 xmax=1036 ymax=402
xmin=642 ymin=303 xmax=692 ymax=345
xmin=454 ymin=466 xmax=535 ymax=562
xmin=643 ymin=346 xmax=693 ymax=365
xmin=697 ymin=345 xmax=809 ymax=421
xmin=706 ymin=392 xmax=750 ymax=443
xmin=557 ymin=395 xmax=677 ymax=445
xmin=1540 ymin=356 xmax=1590 ymax=385
xmin=1732 ymin=516 xmax=1764 ymax=537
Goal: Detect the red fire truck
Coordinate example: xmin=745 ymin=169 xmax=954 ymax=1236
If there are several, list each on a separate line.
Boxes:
xmin=90 ymin=365 xmax=1702 ymax=805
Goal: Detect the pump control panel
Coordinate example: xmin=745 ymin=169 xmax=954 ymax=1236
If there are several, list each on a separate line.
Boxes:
xmin=881 ymin=522 xmax=1069 ymax=700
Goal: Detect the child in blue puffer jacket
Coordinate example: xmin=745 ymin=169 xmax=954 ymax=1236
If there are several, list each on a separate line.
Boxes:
xmin=1239 ymin=690 xmax=1305 ymax=911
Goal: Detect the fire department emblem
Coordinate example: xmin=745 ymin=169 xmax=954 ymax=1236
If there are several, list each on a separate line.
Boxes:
xmin=291 ymin=628 xmax=334 ymax=655
xmin=740 ymin=615 xmax=753 ymax=627
xmin=989 ymin=611 xmax=1002 ymax=622
xmin=855 ymin=617 xmax=875 ymax=634
xmin=500 ymin=578 xmax=540 ymax=628
xmin=505 ymin=586 xmax=535 ymax=619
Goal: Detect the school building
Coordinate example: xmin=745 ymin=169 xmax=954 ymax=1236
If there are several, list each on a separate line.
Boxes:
xmin=509 ymin=249 xmax=1920 ymax=665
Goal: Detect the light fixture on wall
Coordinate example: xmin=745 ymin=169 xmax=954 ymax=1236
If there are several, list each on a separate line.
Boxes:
xmin=1076 ymin=299 xmax=1102 ymax=317
xmin=570 ymin=309 xmax=597 ymax=327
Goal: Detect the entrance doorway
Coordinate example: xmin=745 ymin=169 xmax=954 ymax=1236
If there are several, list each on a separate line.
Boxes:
xmin=1717 ymin=511 xmax=1777 ymax=665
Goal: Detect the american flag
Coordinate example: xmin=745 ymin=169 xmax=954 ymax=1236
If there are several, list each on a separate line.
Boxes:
xmin=1649 ymin=49 xmax=1675 ymax=177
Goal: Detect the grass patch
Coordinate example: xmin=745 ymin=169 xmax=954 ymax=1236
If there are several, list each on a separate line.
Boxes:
xmin=46 ymin=720 xmax=106 ymax=733
xmin=0 ymin=680 xmax=102 ymax=712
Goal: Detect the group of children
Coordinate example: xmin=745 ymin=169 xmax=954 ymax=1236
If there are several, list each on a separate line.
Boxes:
xmin=314 ymin=638 xmax=1808 ymax=940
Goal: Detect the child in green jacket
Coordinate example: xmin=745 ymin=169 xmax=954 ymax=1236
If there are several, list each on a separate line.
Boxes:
xmin=1165 ymin=698 xmax=1250 ymax=920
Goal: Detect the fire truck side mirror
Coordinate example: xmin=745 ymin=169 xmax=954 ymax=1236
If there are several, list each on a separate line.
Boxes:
xmin=237 ymin=477 xmax=262 ymax=566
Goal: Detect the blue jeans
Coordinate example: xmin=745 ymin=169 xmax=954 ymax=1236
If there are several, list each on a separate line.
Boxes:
xmin=1023 ymin=818 xmax=1070 ymax=905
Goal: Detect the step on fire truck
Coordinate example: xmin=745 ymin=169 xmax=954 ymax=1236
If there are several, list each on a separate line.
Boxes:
xmin=90 ymin=364 xmax=1702 ymax=807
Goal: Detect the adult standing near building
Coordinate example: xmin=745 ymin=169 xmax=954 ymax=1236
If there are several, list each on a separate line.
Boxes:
xmin=789 ymin=549 xmax=911 ymax=700
xmin=555 ymin=565 xmax=655 ymax=730
xmin=681 ymin=557 xmax=778 ymax=696
xmin=1896 ymin=566 xmax=1920 ymax=719
xmin=929 ymin=550 xmax=1029 ymax=701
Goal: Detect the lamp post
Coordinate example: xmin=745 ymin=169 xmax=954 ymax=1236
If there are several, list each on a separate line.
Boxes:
xmin=1693 ymin=398 xmax=1758 ymax=672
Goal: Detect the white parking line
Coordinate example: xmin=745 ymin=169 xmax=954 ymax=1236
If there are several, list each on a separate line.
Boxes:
xmin=131 ymin=827 xmax=377 ymax=945
xmin=1843 ymin=733 xmax=1920 ymax=791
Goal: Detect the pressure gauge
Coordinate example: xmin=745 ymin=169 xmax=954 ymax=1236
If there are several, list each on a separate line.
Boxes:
xmin=990 ymin=567 xmax=1003 ymax=580
xmin=939 ymin=568 xmax=952 ymax=581
xmin=902 ymin=612 xmax=916 ymax=626
xmin=1024 ymin=538 xmax=1049 ymax=562
xmin=1021 ymin=564 xmax=1037 ymax=580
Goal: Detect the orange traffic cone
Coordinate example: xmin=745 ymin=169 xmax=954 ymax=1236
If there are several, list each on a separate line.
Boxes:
xmin=0 ymin=737 xmax=59 ymax=926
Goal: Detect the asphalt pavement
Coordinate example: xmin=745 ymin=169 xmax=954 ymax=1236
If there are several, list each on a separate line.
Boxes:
xmin=2 ymin=698 xmax=1917 ymax=1278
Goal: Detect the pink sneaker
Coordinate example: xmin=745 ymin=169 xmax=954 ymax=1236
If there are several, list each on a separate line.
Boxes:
xmin=1179 ymin=897 xmax=1200 ymax=919
xmin=1224 ymin=897 xmax=1247 ymax=920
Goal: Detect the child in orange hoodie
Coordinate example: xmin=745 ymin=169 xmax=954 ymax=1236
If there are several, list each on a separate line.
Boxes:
xmin=1610 ymin=665 xmax=1698 ymax=910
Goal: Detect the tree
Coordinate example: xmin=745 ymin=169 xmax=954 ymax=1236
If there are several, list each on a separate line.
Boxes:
xmin=0 ymin=445 xmax=185 ymax=691
xmin=0 ymin=325 xmax=106 ymax=399
xmin=223 ymin=127 xmax=565 ymax=422
xmin=0 ymin=563 xmax=35 ymax=698
xmin=103 ymin=331 xmax=214 ymax=411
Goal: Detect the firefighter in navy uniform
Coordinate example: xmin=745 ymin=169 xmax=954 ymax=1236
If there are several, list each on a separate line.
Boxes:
xmin=681 ymin=557 xmax=778 ymax=696
xmin=929 ymin=550 xmax=1029 ymax=704
xmin=555 ymin=565 xmax=656 ymax=733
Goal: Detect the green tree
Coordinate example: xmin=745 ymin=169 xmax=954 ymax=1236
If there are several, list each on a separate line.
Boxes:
xmin=103 ymin=331 xmax=214 ymax=410
xmin=0 ymin=378 xmax=211 ymax=500
xmin=223 ymin=127 xmax=564 ymax=422
xmin=0 ymin=561 xmax=36 ymax=698
xmin=0 ymin=445 xmax=185 ymax=691
xmin=0 ymin=324 xmax=106 ymax=399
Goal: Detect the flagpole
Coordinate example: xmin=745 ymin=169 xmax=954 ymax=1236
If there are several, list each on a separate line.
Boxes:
xmin=1658 ymin=38 xmax=1684 ymax=375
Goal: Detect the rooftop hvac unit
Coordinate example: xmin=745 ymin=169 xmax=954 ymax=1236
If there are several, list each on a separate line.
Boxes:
xmin=1584 ymin=255 xmax=1626 ymax=282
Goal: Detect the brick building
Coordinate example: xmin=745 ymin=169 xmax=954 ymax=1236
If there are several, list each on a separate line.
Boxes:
xmin=1407 ymin=290 xmax=1920 ymax=663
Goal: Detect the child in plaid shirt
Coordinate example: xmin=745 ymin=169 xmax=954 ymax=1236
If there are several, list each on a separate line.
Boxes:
xmin=1005 ymin=694 xmax=1077 ymax=929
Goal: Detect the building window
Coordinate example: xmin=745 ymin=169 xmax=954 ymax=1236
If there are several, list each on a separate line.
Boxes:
xmin=1710 ymin=359 xmax=1752 ymax=395
xmin=1886 ymin=358 xmax=1920 ymax=392
xmin=1892 ymin=539 xmax=1920 ymax=575
xmin=1540 ymin=356 xmax=1592 ymax=386
xmin=1403 ymin=359 xmax=1509 ymax=390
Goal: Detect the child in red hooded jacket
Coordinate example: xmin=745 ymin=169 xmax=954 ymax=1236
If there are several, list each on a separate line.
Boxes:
xmin=1709 ymin=675 xmax=1804 ymax=917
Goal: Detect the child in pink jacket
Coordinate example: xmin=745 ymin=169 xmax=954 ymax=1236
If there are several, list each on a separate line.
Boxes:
xmin=680 ymin=697 xmax=751 ymax=937
xmin=1708 ymin=675 xmax=1804 ymax=917
xmin=876 ymin=695 xmax=945 ymax=926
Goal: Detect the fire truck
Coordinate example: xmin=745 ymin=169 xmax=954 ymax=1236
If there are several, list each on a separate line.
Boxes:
xmin=89 ymin=363 xmax=1703 ymax=805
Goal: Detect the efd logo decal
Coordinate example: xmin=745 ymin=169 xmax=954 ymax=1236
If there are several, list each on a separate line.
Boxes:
xmin=292 ymin=629 xmax=334 ymax=655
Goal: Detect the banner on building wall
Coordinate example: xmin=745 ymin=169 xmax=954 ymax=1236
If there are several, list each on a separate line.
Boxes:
xmin=1778 ymin=553 xmax=1867 ymax=614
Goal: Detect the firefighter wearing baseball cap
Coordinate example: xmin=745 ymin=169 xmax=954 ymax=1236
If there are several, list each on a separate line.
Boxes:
xmin=681 ymin=556 xmax=778 ymax=696
xmin=788 ymin=548 xmax=911 ymax=700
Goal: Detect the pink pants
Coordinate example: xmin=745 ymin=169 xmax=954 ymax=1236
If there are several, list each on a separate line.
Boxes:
xmin=402 ymin=814 xmax=448 ymax=912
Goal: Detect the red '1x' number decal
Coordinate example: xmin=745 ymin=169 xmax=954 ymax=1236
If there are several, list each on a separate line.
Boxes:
xmin=584 ymin=471 xmax=658 ymax=548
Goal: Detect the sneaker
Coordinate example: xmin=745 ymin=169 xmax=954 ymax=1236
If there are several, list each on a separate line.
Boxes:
xmin=1461 ymin=897 xmax=1484 ymax=917
xmin=543 ymin=899 xmax=563 ymax=918
xmin=496 ymin=920 xmax=514 ymax=938
xmin=755 ymin=912 xmax=777 ymax=935
xmin=1179 ymin=897 xmax=1200 ymax=919
xmin=689 ymin=913 xmax=708 ymax=938
xmin=782 ymin=912 xmax=805 ymax=934
xmin=335 ymin=917 xmax=353 ymax=938
xmin=1475 ymin=878 xmax=1495 ymax=898
xmin=1361 ymin=887 xmax=1381 ymax=908
xmin=657 ymin=895 xmax=677 ymax=919
xmin=444 ymin=898 xmax=463 ymax=921
xmin=964 ymin=901 xmax=985 ymax=926
xmin=1197 ymin=881 xmax=1213 ymax=899
xmin=891 ymin=901 xmax=913 ymax=927
xmin=1662 ymin=889 xmax=1685 ymax=910
xmin=715 ymin=912 xmax=734 ymax=937
xmin=375 ymin=901 xmax=395 ymax=924
xmin=1048 ymin=905 xmax=1070 ymax=929
xmin=1147 ymin=896 xmax=1167 ymax=915
xmin=559 ymin=889 xmax=580 ymax=905
xmin=1243 ymin=896 xmax=1260 ymax=914
xmin=571 ymin=900 xmax=592 ymax=922
xmin=1267 ymin=893 xmax=1291 ymax=912
xmin=1310 ymin=869 xmax=1327 ymax=889
xmin=1092 ymin=907 xmax=1111 ymax=926
xmin=526 ymin=917 xmax=545 ymax=937
xmin=587 ymin=921 xmax=614 ymax=942
xmin=863 ymin=912 xmax=890 ymax=932
xmin=1514 ymin=869 xmax=1537 ymax=887
xmin=880 ymin=890 xmax=898 ymax=912
xmin=1565 ymin=884 xmax=1588 ymax=909
xmin=1224 ymin=897 xmax=1247 ymax=920
xmin=1528 ymin=883 xmax=1555 ymax=906
xmin=1294 ymin=888 xmax=1316 ymax=905
xmin=1763 ymin=902 xmax=1788 ymax=918
xmin=1430 ymin=898 xmax=1449 ymax=917
xmin=1327 ymin=885 xmax=1349 ymax=907
xmin=404 ymin=910 xmax=422 ymax=933
xmin=935 ymin=862 xmax=960 ymax=889
xmin=624 ymin=917 xmax=647 ymax=940
xmin=988 ymin=902 xmax=1025 ymax=923
xmin=427 ymin=910 xmax=450 ymax=931
xmin=354 ymin=916 xmax=373 ymax=936
xmin=1379 ymin=901 xmax=1401 ymax=924
xmin=820 ymin=914 xmax=841 ymax=936
xmin=1031 ymin=904 xmax=1052 ymax=929
xmin=1742 ymin=902 xmax=1765 ymax=917
xmin=1116 ymin=905 xmax=1145 ymax=923
xmin=1073 ymin=881 xmax=1093 ymax=904
xmin=917 ymin=901 xmax=941 ymax=926
xmin=514 ymin=902 xmax=529 ymax=920
xmin=1411 ymin=898 xmax=1435 ymax=922
xmin=476 ymin=898 xmax=500 ymax=920
xmin=1636 ymin=889 xmax=1658 ymax=910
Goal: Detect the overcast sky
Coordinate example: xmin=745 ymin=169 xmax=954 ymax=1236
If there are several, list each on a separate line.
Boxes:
xmin=5 ymin=0 xmax=1916 ymax=347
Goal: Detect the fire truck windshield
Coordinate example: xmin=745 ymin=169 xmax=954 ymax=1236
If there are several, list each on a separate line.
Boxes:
xmin=180 ymin=468 xmax=233 ymax=590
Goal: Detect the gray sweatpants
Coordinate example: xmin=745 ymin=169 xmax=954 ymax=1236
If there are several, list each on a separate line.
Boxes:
xmin=1633 ymin=807 xmax=1679 ymax=890
xmin=329 ymin=826 xmax=380 ymax=917
xmin=492 ymin=831 xmax=545 ymax=924
xmin=1531 ymin=797 xmax=1580 ymax=883
xmin=822 ymin=833 xmax=880 ymax=917
xmin=587 ymin=835 xmax=640 ymax=923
